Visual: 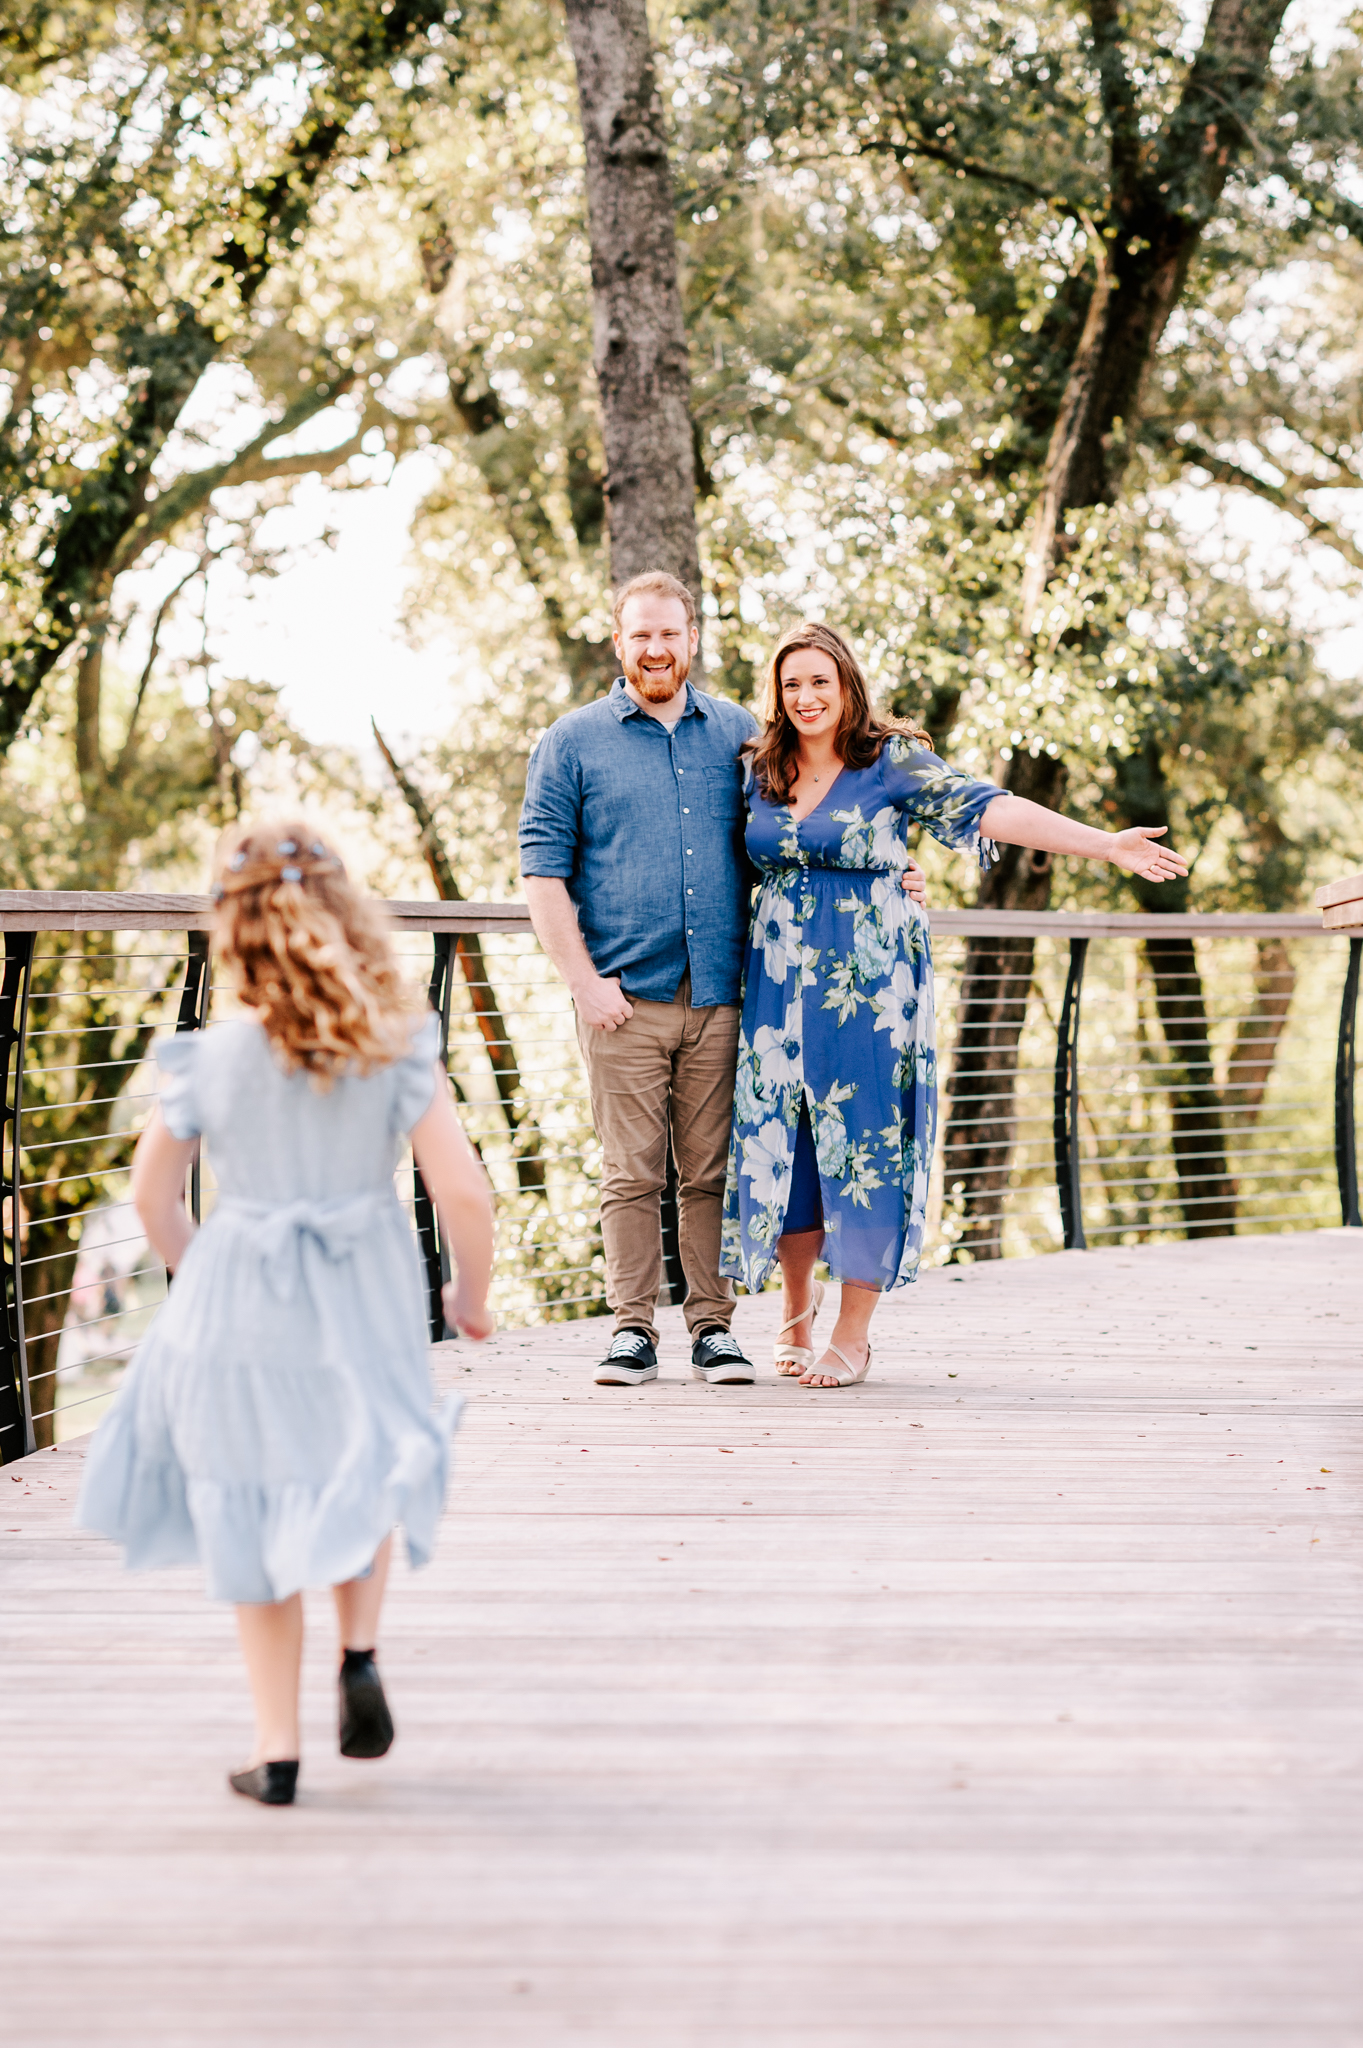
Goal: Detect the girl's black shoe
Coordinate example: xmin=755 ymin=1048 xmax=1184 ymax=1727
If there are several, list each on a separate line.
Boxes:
xmin=339 ymin=1648 xmax=395 ymax=1758
xmin=229 ymin=1760 xmax=299 ymax=1805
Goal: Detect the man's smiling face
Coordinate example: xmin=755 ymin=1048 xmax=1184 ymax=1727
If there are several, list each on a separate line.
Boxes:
xmin=614 ymin=593 xmax=698 ymax=703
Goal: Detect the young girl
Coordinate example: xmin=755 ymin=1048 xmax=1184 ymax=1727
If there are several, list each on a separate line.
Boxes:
xmin=76 ymin=822 xmax=495 ymax=1805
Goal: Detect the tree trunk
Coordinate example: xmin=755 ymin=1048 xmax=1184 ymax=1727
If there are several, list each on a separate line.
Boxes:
xmin=1226 ymin=937 xmax=1295 ymax=1125
xmin=942 ymin=751 xmax=1066 ymax=1259
xmin=563 ymin=0 xmax=703 ymax=602
xmin=1143 ymin=935 xmax=1237 ymax=1237
xmin=1111 ymin=737 xmax=1236 ymax=1236
xmin=1020 ymin=0 xmax=1292 ymax=612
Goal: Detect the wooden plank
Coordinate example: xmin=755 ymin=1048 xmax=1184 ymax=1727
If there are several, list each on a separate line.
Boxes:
xmin=927 ymin=908 xmax=1326 ymax=939
xmin=1 ymin=1232 xmax=1361 ymax=2043
xmin=1319 ymin=901 xmax=1363 ymax=933
xmin=1316 ymin=873 xmax=1363 ymax=910
xmin=0 ymin=889 xmax=1335 ymax=941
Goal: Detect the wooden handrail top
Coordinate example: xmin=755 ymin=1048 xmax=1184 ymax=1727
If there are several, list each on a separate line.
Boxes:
xmin=0 ymin=889 xmax=1337 ymax=939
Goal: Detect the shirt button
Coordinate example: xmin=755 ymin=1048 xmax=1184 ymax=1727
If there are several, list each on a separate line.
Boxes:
xmin=686 ymin=848 xmax=693 ymax=855
xmin=682 ymin=807 xmax=689 ymax=814
xmin=687 ymin=888 xmax=693 ymax=895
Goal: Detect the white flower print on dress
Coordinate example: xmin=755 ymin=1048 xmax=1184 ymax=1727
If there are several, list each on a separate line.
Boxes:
xmin=751 ymin=1005 xmax=802 ymax=1092
xmin=872 ymin=959 xmax=920 ymax=1053
xmin=752 ymin=884 xmax=799 ymax=981
xmin=722 ymin=735 xmax=1005 ymax=1296
xmin=733 ymin=1051 xmax=764 ymax=1130
xmin=740 ymin=1117 xmax=793 ymax=1208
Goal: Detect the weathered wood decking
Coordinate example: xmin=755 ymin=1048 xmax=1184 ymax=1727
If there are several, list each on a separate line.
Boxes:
xmin=3 ymin=1234 xmax=1362 ymax=2045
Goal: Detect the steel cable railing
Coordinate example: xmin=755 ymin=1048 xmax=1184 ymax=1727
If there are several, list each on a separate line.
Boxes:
xmin=0 ymin=894 xmax=1356 ymax=1461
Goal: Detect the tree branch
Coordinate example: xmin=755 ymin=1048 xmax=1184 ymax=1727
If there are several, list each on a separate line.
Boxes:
xmin=114 ymin=556 xmax=204 ymax=772
xmin=111 ymin=379 xmax=360 ymax=574
xmin=1088 ymin=0 xmax=1144 ymax=201
xmin=1159 ymin=428 xmax=1363 ymax=572
xmin=845 ymin=136 xmax=1067 ymax=207
xmin=372 ymin=722 xmax=548 ymax=1196
xmin=442 ymin=355 xmax=613 ymax=703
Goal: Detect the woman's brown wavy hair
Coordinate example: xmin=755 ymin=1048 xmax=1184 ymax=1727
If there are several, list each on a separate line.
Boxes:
xmin=211 ymin=819 xmax=421 ymax=1087
xmin=745 ymin=621 xmax=930 ymax=805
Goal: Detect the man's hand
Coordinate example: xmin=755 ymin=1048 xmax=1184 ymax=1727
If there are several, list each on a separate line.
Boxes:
xmin=574 ymin=973 xmax=634 ymax=1032
xmin=900 ymin=857 xmax=928 ymax=907
xmin=1107 ymin=826 xmax=1189 ymax=884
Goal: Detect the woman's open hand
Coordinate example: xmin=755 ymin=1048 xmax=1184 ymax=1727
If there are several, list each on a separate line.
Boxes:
xmin=1107 ymin=826 xmax=1189 ymax=884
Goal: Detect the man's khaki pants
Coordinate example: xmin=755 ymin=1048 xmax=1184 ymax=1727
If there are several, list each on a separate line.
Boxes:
xmin=576 ymin=978 xmax=739 ymax=1343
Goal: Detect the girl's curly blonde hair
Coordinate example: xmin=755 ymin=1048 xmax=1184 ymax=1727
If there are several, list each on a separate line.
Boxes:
xmin=211 ymin=820 xmax=420 ymax=1086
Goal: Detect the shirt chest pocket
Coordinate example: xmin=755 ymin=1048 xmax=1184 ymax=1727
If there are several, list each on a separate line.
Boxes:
xmin=699 ymin=763 xmax=744 ymax=819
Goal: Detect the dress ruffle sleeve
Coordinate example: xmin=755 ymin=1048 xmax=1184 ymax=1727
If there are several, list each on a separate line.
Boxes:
xmin=392 ymin=1011 xmax=441 ymax=1133
xmin=882 ymin=733 xmax=1006 ymax=871
xmin=156 ymin=1033 xmax=204 ymax=1140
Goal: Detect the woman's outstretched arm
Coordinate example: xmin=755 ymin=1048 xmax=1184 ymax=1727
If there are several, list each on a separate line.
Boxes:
xmin=131 ymin=1110 xmax=199 ymax=1275
xmin=979 ymin=795 xmax=1188 ymax=886
xmin=410 ymin=1074 xmax=497 ymax=1340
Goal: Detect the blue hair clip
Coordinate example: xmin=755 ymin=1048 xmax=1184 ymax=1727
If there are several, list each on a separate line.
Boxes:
xmin=210 ymin=883 xmax=225 ymax=903
xmin=280 ymin=865 xmax=302 ymax=883
xmin=277 ymin=839 xmax=298 ymax=856
xmin=228 ymin=851 xmax=247 ymax=871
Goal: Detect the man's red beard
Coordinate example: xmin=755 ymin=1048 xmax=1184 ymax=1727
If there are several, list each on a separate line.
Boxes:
xmin=623 ymin=647 xmax=691 ymax=700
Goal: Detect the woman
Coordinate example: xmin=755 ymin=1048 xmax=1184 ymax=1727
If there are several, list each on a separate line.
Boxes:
xmin=719 ymin=623 xmax=1187 ymax=1388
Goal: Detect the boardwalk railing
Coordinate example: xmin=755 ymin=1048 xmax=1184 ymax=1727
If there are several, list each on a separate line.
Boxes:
xmin=0 ymin=893 xmax=1356 ymax=1462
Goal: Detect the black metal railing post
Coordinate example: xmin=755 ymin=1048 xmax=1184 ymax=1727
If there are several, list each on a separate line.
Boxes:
xmin=1335 ymin=936 xmax=1362 ymax=1228
xmin=175 ymin=931 xmax=211 ymax=1222
xmin=0 ymin=931 xmax=35 ymax=1461
xmin=1053 ymin=936 xmax=1089 ymax=1251
xmin=414 ymin=932 xmax=456 ymax=1340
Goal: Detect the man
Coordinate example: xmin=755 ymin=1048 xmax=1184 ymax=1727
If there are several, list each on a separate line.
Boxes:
xmin=519 ymin=571 xmax=926 ymax=1387
xmin=519 ymin=571 xmax=759 ymax=1385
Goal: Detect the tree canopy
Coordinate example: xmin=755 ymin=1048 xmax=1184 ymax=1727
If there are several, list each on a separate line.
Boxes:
xmin=0 ymin=0 xmax=1360 ymax=913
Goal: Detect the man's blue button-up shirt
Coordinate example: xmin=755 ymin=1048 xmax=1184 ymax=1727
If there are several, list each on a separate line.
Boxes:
xmin=518 ymin=678 xmax=759 ymax=1007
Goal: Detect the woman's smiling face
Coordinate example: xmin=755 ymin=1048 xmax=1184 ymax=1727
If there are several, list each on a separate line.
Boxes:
xmin=779 ymin=646 xmax=843 ymax=744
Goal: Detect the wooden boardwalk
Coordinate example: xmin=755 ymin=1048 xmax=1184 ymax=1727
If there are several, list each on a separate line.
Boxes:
xmin=3 ymin=1233 xmax=1362 ymax=2046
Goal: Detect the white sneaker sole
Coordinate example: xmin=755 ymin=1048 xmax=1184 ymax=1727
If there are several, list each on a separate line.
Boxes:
xmin=594 ymin=1361 xmax=659 ymax=1385
xmin=690 ymin=1361 xmax=756 ymax=1384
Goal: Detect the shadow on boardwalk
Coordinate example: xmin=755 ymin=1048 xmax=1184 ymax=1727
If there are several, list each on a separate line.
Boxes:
xmin=3 ymin=1235 xmax=1362 ymax=2045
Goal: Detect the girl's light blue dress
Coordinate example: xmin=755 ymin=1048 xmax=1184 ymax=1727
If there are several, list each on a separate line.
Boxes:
xmin=720 ymin=735 xmax=1003 ymax=1294
xmin=76 ymin=1012 xmax=461 ymax=1604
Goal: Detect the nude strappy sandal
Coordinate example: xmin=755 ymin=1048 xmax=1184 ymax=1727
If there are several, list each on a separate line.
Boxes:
xmin=800 ymin=1340 xmax=872 ymax=1388
xmin=773 ymin=1279 xmax=825 ymax=1376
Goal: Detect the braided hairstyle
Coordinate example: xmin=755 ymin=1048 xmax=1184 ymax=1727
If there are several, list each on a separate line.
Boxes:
xmin=211 ymin=820 xmax=420 ymax=1086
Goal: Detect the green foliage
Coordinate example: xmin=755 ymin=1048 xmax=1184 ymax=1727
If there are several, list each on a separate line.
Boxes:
xmin=0 ymin=0 xmax=469 ymax=748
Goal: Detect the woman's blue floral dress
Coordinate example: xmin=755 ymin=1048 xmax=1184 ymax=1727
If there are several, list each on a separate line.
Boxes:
xmin=720 ymin=735 xmax=1004 ymax=1294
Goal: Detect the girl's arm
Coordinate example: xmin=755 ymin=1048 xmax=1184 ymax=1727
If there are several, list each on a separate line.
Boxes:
xmin=410 ymin=1071 xmax=497 ymax=1341
xmin=131 ymin=1110 xmax=199 ymax=1275
xmin=979 ymin=795 xmax=1189 ymax=885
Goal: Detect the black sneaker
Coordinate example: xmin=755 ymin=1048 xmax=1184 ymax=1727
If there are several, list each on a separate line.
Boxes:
xmin=594 ymin=1327 xmax=658 ymax=1385
xmin=690 ymin=1326 xmax=755 ymax=1384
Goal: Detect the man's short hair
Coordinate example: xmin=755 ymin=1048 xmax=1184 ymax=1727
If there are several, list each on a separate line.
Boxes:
xmin=611 ymin=570 xmax=697 ymax=636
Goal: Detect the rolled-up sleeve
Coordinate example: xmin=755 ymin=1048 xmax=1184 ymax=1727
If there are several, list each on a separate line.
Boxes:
xmin=518 ymin=726 xmax=580 ymax=880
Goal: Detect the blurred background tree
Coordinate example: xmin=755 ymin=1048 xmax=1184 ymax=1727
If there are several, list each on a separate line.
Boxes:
xmin=2 ymin=0 xmax=1362 ymax=1303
